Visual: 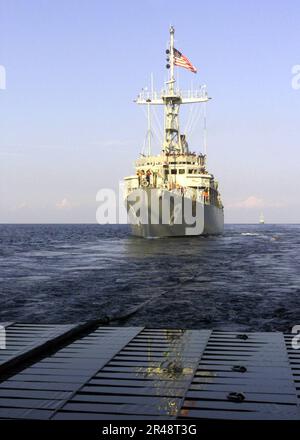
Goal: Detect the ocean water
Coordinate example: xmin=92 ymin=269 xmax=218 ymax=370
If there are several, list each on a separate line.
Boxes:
xmin=0 ymin=224 xmax=299 ymax=332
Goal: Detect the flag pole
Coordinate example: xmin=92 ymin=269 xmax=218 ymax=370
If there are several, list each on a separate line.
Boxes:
xmin=169 ymin=25 xmax=175 ymax=94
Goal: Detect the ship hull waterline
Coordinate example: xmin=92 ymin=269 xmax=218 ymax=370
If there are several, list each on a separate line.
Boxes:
xmin=126 ymin=188 xmax=224 ymax=238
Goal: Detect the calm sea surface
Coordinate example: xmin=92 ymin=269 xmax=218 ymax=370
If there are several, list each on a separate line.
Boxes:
xmin=0 ymin=224 xmax=299 ymax=331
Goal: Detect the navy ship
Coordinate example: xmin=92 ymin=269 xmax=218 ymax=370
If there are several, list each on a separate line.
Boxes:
xmin=124 ymin=26 xmax=224 ymax=237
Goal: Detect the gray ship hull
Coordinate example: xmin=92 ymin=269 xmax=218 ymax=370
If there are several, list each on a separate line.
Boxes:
xmin=126 ymin=188 xmax=224 ymax=238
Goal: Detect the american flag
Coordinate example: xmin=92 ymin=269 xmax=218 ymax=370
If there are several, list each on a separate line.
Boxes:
xmin=173 ymin=48 xmax=197 ymax=73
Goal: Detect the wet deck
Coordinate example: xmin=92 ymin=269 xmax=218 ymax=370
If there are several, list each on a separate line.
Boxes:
xmin=0 ymin=323 xmax=299 ymax=420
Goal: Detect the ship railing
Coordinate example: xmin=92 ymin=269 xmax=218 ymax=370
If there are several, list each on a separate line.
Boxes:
xmin=135 ymin=86 xmax=208 ymax=103
xmin=178 ymin=87 xmax=208 ymax=99
xmin=127 ymin=185 xmax=218 ymax=207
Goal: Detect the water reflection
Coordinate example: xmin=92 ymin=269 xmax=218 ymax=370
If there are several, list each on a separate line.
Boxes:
xmin=134 ymin=329 xmax=213 ymax=417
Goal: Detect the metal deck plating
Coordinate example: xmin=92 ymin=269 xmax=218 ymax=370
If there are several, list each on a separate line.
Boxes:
xmin=0 ymin=323 xmax=299 ymax=420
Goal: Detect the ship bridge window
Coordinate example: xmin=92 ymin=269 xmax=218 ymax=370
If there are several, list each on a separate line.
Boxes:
xmin=171 ymin=169 xmax=177 ymax=174
xmin=179 ymin=169 xmax=185 ymax=174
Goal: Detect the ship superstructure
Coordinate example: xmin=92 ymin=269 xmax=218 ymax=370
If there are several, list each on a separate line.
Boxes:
xmin=124 ymin=27 xmax=224 ymax=237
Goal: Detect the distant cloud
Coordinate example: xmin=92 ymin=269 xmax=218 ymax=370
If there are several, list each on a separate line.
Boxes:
xmin=18 ymin=202 xmax=29 ymax=210
xmin=55 ymin=198 xmax=74 ymax=209
xmin=8 ymin=202 xmax=30 ymax=212
xmin=0 ymin=145 xmax=25 ymax=156
xmin=228 ymin=196 xmax=285 ymax=209
xmin=232 ymin=196 xmax=264 ymax=209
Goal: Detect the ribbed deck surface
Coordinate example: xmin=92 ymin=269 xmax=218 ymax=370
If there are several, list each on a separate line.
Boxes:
xmin=0 ymin=323 xmax=77 ymax=371
xmin=0 ymin=323 xmax=299 ymax=420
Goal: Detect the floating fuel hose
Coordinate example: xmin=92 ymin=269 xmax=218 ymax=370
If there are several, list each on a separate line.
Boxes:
xmin=105 ymin=292 xmax=163 ymax=323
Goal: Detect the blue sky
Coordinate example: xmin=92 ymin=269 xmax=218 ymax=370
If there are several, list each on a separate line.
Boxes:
xmin=0 ymin=0 xmax=299 ymax=223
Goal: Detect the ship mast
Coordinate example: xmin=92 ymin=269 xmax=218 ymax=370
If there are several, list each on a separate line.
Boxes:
xmin=163 ymin=26 xmax=182 ymax=154
xmin=134 ymin=26 xmax=210 ymax=156
xmin=168 ymin=26 xmax=175 ymax=95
